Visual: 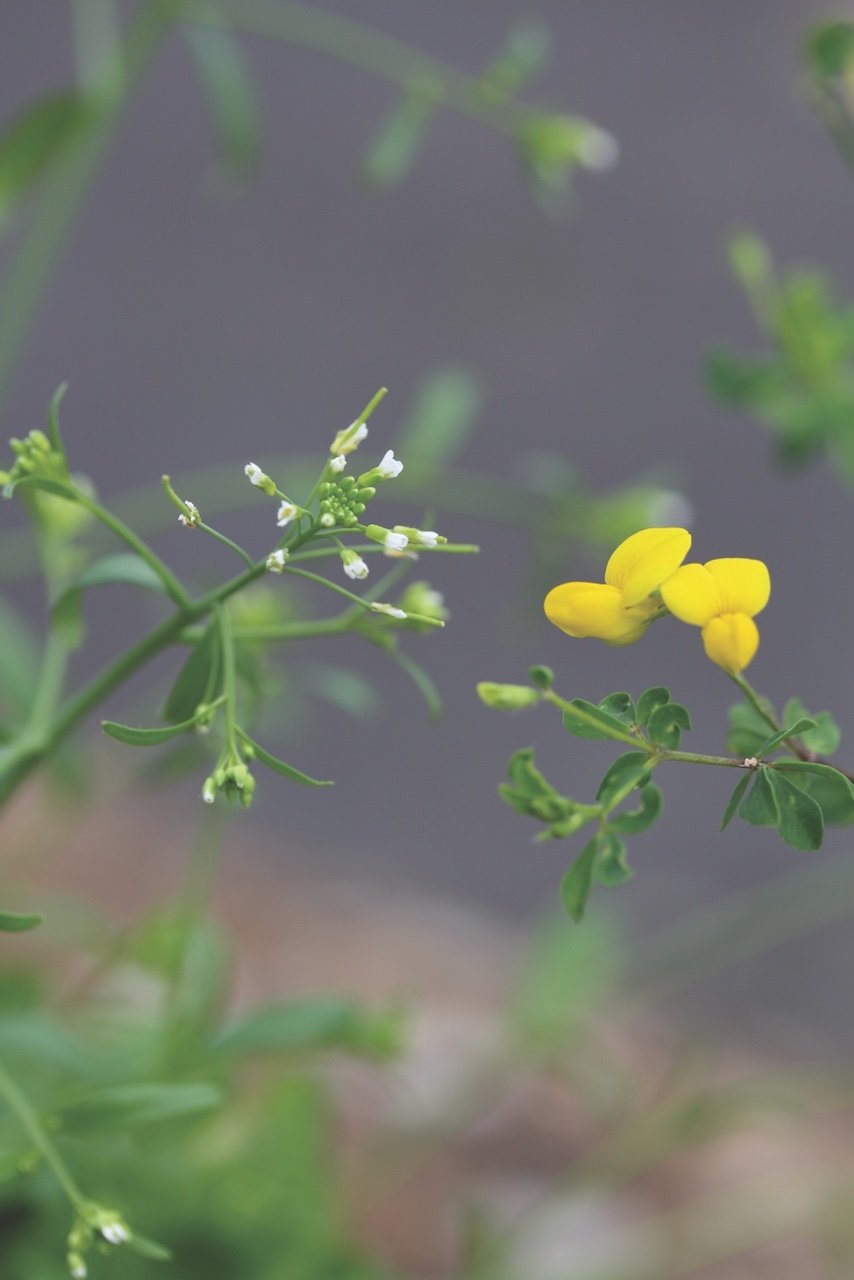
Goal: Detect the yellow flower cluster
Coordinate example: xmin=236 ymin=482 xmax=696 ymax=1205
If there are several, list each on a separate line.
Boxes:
xmin=544 ymin=528 xmax=770 ymax=674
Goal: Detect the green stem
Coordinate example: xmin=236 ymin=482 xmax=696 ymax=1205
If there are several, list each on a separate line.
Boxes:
xmin=728 ymin=672 xmax=779 ymax=735
xmin=281 ymin=564 xmax=381 ymax=611
xmin=25 ymin=629 xmax=69 ymax=736
xmin=0 ymin=1061 xmax=86 ymax=1208
xmin=0 ymin=0 xmax=176 ymax=410
xmin=656 ymin=749 xmax=747 ymax=769
xmin=214 ymin=604 xmax=238 ymax=754
xmin=180 ymin=617 xmax=350 ymax=643
xmin=74 ymin=489 xmax=191 ymax=607
xmin=198 ymin=522 xmax=255 ymax=568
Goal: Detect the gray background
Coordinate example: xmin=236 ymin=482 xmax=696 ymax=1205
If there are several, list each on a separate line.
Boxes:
xmin=2 ymin=2 xmax=853 ymax=1050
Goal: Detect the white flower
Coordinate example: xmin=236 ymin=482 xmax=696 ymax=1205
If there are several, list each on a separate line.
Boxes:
xmin=329 ymin=454 xmax=346 ymax=473
xmin=244 ymin=462 xmax=264 ymax=486
xmin=330 ymin=421 xmax=368 ymax=454
xmin=370 ymin=602 xmax=406 ymax=620
xmin=276 ymin=500 xmax=297 ymax=527
xmin=101 ymin=1222 xmax=129 ymax=1245
xmin=384 ymin=530 xmax=408 ymax=552
xmin=577 ymin=126 xmax=619 ymax=172
xmin=178 ymin=500 xmax=201 ymax=529
xmin=341 ymin=551 xmax=369 ymax=580
xmin=266 ymin=549 xmax=288 ymax=574
xmin=70 ymin=1262 xmax=87 ymax=1280
xmin=376 ymin=449 xmax=403 ymax=479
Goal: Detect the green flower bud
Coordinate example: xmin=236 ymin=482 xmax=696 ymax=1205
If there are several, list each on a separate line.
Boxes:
xmin=477 ymin=682 xmax=542 ymax=711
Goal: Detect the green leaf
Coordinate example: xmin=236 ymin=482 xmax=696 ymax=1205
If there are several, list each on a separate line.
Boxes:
xmin=610 ymin=782 xmax=662 ymax=834
xmin=739 ymin=768 xmax=779 ymax=827
xmin=560 ymin=838 xmax=599 ymax=923
xmin=362 ymin=88 xmax=435 ymax=187
xmin=101 ymin=712 xmax=201 ymax=746
xmin=774 ymin=761 xmax=854 ymax=826
xmin=214 ymin=998 xmax=402 ymax=1058
xmin=636 ymin=686 xmax=670 ymax=726
xmin=3 ymin=473 xmax=76 ymax=501
xmin=562 ymin=698 xmax=634 ymax=741
xmin=528 ymin=664 xmax=554 ymax=691
xmin=395 ymin=368 xmax=482 ymax=474
xmin=59 ymin=1082 xmax=222 ymax=1131
xmin=766 ymin=770 xmax=824 ymax=851
xmin=52 ymin=553 xmax=168 ymax=648
xmin=647 ymin=702 xmax=691 ymax=750
xmin=499 ymin=748 xmax=573 ymax=825
xmin=46 ymin=382 xmax=69 ymax=465
xmin=0 ymin=910 xmax=42 ymax=933
xmin=806 ymin=21 xmax=854 ymax=77
xmin=125 ymin=1234 xmax=173 ymax=1263
xmin=238 ymin=732 xmax=333 ymax=787
xmin=782 ymin=697 xmax=840 ymax=755
xmin=596 ymin=831 xmax=632 ymax=886
xmin=0 ymin=596 xmax=40 ymax=718
xmin=162 ymin=623 xmax=219 ymax=723
xmin=596 ymin=751 xmax=651 ymax=809
xmin=720 ymin=772 xmax=751 ymax=831
xmin=0 ymin=91 xmax=91 ymax=226
xmin=598 ymin=691 xmax=635 ymax=725
xmin=389 ymin=645 xmax=443 ymax=722
xmin=727 ymin=699 xmax=774 ymax=756
xmin=184 ymin=24 xmax=261 ymax=183
xmin=752 ymin=717 xmax=817 ymax=759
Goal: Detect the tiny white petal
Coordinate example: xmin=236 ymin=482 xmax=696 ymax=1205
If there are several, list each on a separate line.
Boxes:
xmin=276 ymin=501 xmax=297 ymax=527
xmin=244 ymin=462 xmax=264 ymax=485
xmin=351 ymin=423 xmax=368 ymax=445
xmin=384 ymin=531 xmax=408 ymax=551
xmin=578 ymin=127 xmax=619 ymax=171
xmin=416 ymin=530 xmax=439 ymax=548
xmin=343 ymin=555 xmax=369 ymax=580
xmin=101 ymin=1223 xmax=129 ymax=1245
xmin=266 ymin=550 xmax=288 ymax=574
xmin=329 ymin=454 xmax=346 ymax=473
xmin=370 ymin=603 xmax=406 ymax=619
xmin=377 ymin=449 xmax=403 ymax=479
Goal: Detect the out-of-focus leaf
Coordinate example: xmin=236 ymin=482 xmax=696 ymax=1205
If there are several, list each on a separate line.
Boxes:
xmin=59 ymin=1081 xmax=222 ymax=1131
xmin=102 ymin=712 xmax=201 ymax=746
xmin=214 ymin=998 xmax=403 ymax=1059
xmin=395 ymin=368 xmax=482 ymax=474
xmin=238 ymin=730 xmax=333 ymax=787
xmin=162 ymin=623 xmax=219 ymax=722
xmin=362 ymin=86 xmax=435 ymax=187
xmin=0 ymin=596 xmax=40 ymax=718
xmin=0 ymin=91 xmax=92 ymax=226
xmin=561 ymin=837 xmax=599 ymax=923
xmin=185 ymin=23 xmax=261 ymax=183
xmin=52 ymin=552 xmax=168 ymax=648
xmin=0 ymin=910 xmax=42 ymax=932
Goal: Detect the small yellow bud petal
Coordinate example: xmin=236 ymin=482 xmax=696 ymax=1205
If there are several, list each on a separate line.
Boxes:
xmin=704 ymin=558 xmax=770 ymax=618
xmin=544 ymin=581 xmax=651 ymax=645
xmin=604 ymin=527 xmax=692 ymax=606
xmin=701 ymin=612 xmax=759 ymax=674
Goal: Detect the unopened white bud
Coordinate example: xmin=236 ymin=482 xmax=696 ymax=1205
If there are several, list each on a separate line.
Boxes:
xmin=330 ymin=422 xmax=368 ymax=454
xmin=245 ymin=462 xmax=264 ymax=486
xmin=329 ymin=454 xmax=347 ymax=473
xmin=101 ymin=1222 xmax=129 ymax=1246
xmin=319 ymin=512 xmax=336 ymax=527
xmin=341 ymin=549 xmax=369 ymax=580
xmin=266 ymin=549 xmax=288 ymax=573
xmin=202 ymin=777 xmax=216 ymax=804
xmin=370 ymin=602 xmax=406 ymax=620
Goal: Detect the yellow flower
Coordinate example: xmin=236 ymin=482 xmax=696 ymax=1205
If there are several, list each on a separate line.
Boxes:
xmin=659 ymin=558 xmax=770 ymax=673
xmin=544 ymin=527 xmax=692 ymax=645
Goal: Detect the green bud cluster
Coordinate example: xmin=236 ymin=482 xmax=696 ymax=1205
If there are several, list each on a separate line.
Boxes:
xmin=317 ymin=474 xmax=375 ymax=528
xmin=203 ymin=756 xmax=257 ymax=807
xmin=0 ymin=428 xmax=67 ymax=490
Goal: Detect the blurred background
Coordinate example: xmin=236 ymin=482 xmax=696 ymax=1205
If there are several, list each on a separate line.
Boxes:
xmin=1 ymin=0 xmax=853 ymax=1055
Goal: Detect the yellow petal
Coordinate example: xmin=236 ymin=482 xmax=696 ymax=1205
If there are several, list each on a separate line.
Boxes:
xmin=604 ymin=527 xmax=692 ymax=606
xmin=701 ymin=613 xmax=759 ymax=673
xmin=704 ymin=559 xmax=770 ymax=618
xmin=544 ymin=581 xmax=651 ymax=644
xmin=659 ymin=563 xmax=721 ymax=626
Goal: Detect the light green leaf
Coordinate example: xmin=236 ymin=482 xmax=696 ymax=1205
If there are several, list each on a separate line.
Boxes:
xmin=753 ymin=717 xmax=817 ymax=759
xmin=395 ymin=368 xmax=482 ymax=474
xmin=560 ymin=838 xmax=599 ymax=923
xmin=0 ymin=597 xmax=40 ymax=718
xmin=782 ymin=697 xmax=840 ymax=755
xmin=806 ymin=21 xmax=854 ymax=77
xmin=125 ymin=1234 xmax=173 ymax=1262
xmin=390 ymin=645 xmax=443 ymax=722
xmin=362 ymin=88 xmax=435 ymax=188
xmin=562 ymin=698 xmax=634 ymax=741
xmin=162 ymin=623 xmax=219 ymax=723
xmin=636 ymin=686 xmax=670 ymax=726
xmin=185 ymin=23 xmax=261 ymax=183
xmin=720 ymin=772 xmax=751 ymax=831
xmin=52 ymin=553 xmax=168 ymax=648
xmin=610 ymin=782 xmax=662 ymax=834
xmin=647 ymin=702 xmax=691 ymax=750
xmin=596 ymin=752 xmax=651 ymax=809
xmin=59 ymin=1082 xmax=222 ymax=1131
xmin=727 ymin=699 xmax=774 ymax=756
xmin=596 ymin=831 xmax=632 ymax=886
xmin=766 ymin=770 xmax=824 ymax=851
xmin=0 ymin=910 xmax=42 ymax=932
xmin=774 ymin=761 xmax=854 ymax=826
xmin=238 ymin=731 xmax=333 ymax=787
xmin=214 ymin=998 xmax=402 ymax=1058
xmin=101 ymin=713 xmax=202 ymax=746
xmin=0 ymin=91 xmax=91 ymax=225
xmin=739 ymin=768 xmax=779 ymax=827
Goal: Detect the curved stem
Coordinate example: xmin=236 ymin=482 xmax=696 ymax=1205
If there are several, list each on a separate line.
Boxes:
xmin=198 ymin=522 xmax=255 ymax=568
xmin=214 ymin=603 xmax=238 ymax=755
xmin=0 ymin=1061 xmax=86 ymax=1208
xmin=75 ymin=489 xmax=191 ymax=607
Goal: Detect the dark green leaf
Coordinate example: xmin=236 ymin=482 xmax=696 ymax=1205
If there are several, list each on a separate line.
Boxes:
xmin=239 ymin=732 xmax=333 ymax=787
xmin=636 ymin=686 xmax=670 ymax=726
xmin=528 ymin=664 xmax=554 ymax=691
xmin=59 ymin=1082 xmax=222 ymax=1131
xmin=52 ymin=553 xmax=168 ymax=648
xmin=560 ymin=838 xmax=599 ymax=923
xmin=727 ymin=699 xmax=774 ymax=756
xmin=562 ymin=698 xmax=634 ymax=741
xmin=185 ymin=24 xmax=261 ymax=183
xmin=766 ymin=770 xmax=824 ymax=851
xmin=610 ymin=782 xmax=663 ymax=833
xmin=782 ymin=698 xmax=840 ymax=755
xmin=753 ymin=717 xmax=817 ymax=759
xmin=806 ymin=21 xmax=854 ymax=77
xmin=596 ymin=831 xmax=632 ymax=886
xmin=739 ymin=768 xmax=779 ymax=827
xmin=214 ymin=998 xmax=402 ymax=1058
xmin=720 ymin=772 xmax=751 ymax=831
xmin=776 ymin=761 xmax=854 ymax=826
xmin=647 ymin=702 xmax=691 ymax=749
xmin=598 ymin=691 xmax=635 ymax=725
xmin=0 ymin=91 xmax=91 ymax=224
xmin=162 ymin=623 xmax=219 ymax=723
xmin=101 ymin=713 xmax=201 ymax=746
xmin=596 ymin=752 xmax=651 ymax=809
xmin=0 ymin=910 xmax=42 ymax=933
